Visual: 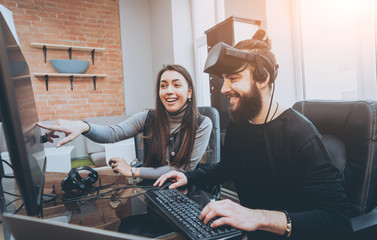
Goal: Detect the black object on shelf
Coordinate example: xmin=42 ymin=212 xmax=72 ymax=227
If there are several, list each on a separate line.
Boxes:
xmin=43 ymin=45 xmax=47 ymax=63
xmin=44 ymin=75 xmax=48 ymax=91
xmin=92 ymin=76 xmax=96 ymax=90
xmin=69 ymin=75 xmax=73 ymax=90
xmin=68 ymin=47 xmax=72 ymax=60
xmin=91 ymin=49 xmax=95 ymax=65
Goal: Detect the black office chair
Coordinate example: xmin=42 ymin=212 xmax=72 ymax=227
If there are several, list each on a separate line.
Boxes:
xmin=196 ymin=106 xmax=221 ymax=199
xmin=197 ymin=106 xmax=221 ymax=165
xmin=293 ymin=100 xmax=377 ymax=239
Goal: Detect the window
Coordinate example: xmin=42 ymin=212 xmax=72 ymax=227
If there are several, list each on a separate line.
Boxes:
xmin=191 ymin=0 xmax=224 ymax=106
xmin=296 ymin=0 xmax=377 ymax=100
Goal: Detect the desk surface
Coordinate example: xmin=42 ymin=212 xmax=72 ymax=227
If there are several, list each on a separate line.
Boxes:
xmin=11 ymin=168 xmax=212 ymax=240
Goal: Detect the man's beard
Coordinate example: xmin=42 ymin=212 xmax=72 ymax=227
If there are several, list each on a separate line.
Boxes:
xmin=229 ymin=82 xmax=262 ymax=124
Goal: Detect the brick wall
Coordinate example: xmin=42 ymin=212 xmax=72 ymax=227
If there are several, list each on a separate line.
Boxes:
xmin=2 ymin=0 xmax=125 ymax=121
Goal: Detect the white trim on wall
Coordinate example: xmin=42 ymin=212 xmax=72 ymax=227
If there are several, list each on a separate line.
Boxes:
xmin=119 ymin=0 xmax=154 ymax=115
xmin=290 ymin=0 xmax=305 ymax=101
xmin=265 ymin=0 xmax=298 ymax=107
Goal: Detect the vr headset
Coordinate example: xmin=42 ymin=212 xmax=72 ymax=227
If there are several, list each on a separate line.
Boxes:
xmin=204 ymin=42 xmax=278 ymax=83
xmin=61 ymin=166 xmax=99 ymax=192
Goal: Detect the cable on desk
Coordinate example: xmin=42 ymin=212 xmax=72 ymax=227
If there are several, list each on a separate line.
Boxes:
xmin=3 ymin=191 xmax=22 ymax=197
xmin=13 ymin=203 xmax=24 ymax=214
xmin=42 ymin=185 xmax=155 ymax=206
xmin=1 ymin=160 xmax=15 ymax=178
xmin=2 ymin=159 xmax=14 ymax=170
xmin=95 ymin=191 xmax=146 ymax=200
xmin=5 ymin=197 xmax=23 ymax=207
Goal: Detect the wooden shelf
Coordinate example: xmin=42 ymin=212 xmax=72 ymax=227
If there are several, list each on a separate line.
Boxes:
xmin=7 ymin=45 xmax=19 ymax=50
xmin=31 ymin=43 xmax=106 ymax=90
xmin=33 ymin=73 xmax=106 ymax=91
xmin=31 ymin=43 xmax=105 ymax=52
xmin=12 ymin=75 xmax=30 ymax=81
xmin=33 ymin=73 xmax=107 ymax=77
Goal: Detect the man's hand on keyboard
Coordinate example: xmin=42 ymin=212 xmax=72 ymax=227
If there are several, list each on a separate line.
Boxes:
xmin=154 ymin=170 xmax=187 ymax=189
xmin=199 ymin=199 xmax=287 ymax=234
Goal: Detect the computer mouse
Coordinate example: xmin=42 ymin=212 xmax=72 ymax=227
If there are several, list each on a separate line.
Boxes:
xmin=160 ymin=180 xmax=174 ymax=190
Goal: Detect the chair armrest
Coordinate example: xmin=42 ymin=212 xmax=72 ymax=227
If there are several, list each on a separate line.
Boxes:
xmin=351 ymin=207 xmax=377 ymax=239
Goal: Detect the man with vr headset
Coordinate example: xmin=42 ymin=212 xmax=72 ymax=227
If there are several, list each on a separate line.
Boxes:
xmin=155 ymin=29 xmax=351 ymax=240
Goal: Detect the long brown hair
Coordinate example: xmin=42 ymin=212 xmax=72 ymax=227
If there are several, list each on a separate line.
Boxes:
xmin=143 ymin=64 xmax=198 ymax=169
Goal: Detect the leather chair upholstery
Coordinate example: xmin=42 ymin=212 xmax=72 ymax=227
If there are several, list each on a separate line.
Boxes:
xmin=197 ymin=106 xmax=221 ymax=165
xmin=293 ymin=100 xmax=377 ymax=238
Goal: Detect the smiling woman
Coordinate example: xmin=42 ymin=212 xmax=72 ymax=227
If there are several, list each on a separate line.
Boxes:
xmin=38 ymin=64 xmax=213 ymax=180
xmin=159 ymin=69 xmax=192 ymax=113
xmin=142 ymin=64 xmax=207 ymax=173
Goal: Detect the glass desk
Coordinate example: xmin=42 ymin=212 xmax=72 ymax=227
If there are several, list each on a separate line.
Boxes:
xmin=9 ymin=168 xmax=215 ymax=240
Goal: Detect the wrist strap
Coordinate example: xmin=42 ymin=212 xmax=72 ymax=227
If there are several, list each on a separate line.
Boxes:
xmin=282 ymin=210 xmax=292 ymax=238
xmin=131 ymin=167 xmax=136 ymax=179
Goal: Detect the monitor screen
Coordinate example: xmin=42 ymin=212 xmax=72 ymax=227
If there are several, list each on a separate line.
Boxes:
xmin=0 ymin=10 xmax=46 ymax=216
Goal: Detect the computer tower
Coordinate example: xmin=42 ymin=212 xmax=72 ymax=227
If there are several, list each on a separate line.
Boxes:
xmin=205 ymin=16 xmax=261 ymax=136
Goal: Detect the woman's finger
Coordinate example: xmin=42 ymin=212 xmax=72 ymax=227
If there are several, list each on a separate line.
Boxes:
xmin=56 ymin=135 xmax=76 ymax=147
xmin=37 ymin=122 xmax=65 ymax=132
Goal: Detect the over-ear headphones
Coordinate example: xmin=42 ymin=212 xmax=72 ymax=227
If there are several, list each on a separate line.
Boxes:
xmin=61 ymin=166 xmax=99 ymax=192
xmin=204 ymin=41 xmax=279 ymax=83
xmin=253 ymin=53 xmax=278 ymax=83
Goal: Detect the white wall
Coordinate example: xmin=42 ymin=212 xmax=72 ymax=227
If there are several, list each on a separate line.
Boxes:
xmin=119 ymin=0 xmax=155 ymax=115
xmin=119 ymin=0 xmax=195 ymax=115
xmin=119 ymin=0 xmax=297 ymax=113
xmin=266 ymin=0 xmax=298 ymax=107
xmin=171 ymin=0 xmax=195 ymax=78
xmin=150 ymin=0 xmax=175 ymax=79
xmin=224 ymin=0 xmax=267 ymax=29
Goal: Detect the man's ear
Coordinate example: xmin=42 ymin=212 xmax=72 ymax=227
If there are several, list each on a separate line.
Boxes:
xmin=256 ymin=72 xmax=270 ymax=89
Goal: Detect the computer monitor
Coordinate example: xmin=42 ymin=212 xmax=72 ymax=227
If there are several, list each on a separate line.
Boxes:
xmin=2 ymin=213 xmax=152 ymax=240
xmin=0 ymin=8 xmax=46 ymax=216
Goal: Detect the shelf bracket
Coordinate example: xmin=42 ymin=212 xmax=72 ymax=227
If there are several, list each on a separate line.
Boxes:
xmin=92 ymin=76 xmax=97 ymax=90
xmin=43 ymin=45 xmax=47 ymax=63
xmin=69 ymin=75 xmax=73 ymax=90
xmin=68 ymin=47 xmax=72 ymax=60
xmin=44 ymin=75 xmax=49 ymax=91
xmin=91 ymin=49 xmax=95 ymax=65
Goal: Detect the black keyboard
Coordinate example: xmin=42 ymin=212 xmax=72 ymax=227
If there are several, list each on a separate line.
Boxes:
xmin=144 ymin=189 xmax=242 ymax=240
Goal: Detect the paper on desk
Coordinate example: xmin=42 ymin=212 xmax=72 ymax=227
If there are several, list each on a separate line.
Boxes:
xmin=105 ymin=139 xmax=136 ymax=165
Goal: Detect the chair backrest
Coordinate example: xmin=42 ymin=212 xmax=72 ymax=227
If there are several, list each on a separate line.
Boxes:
xmin=198 ymin=106 xmax=221 ymax=164
xmin=0 ymin=122 xmax=8 ymax=152
xmin=293 ymin=100 xmax=377 ymax=217
xmin=133 ymin=106 xmax=221 ymax=166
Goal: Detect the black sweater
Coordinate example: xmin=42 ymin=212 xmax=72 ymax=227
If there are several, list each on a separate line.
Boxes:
xmin=185 ymin=108 xmax=352 ymax=240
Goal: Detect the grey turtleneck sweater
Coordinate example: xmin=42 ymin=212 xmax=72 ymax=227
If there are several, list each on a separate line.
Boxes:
xmin=84 ymin=109 xmax=212 ymax=179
